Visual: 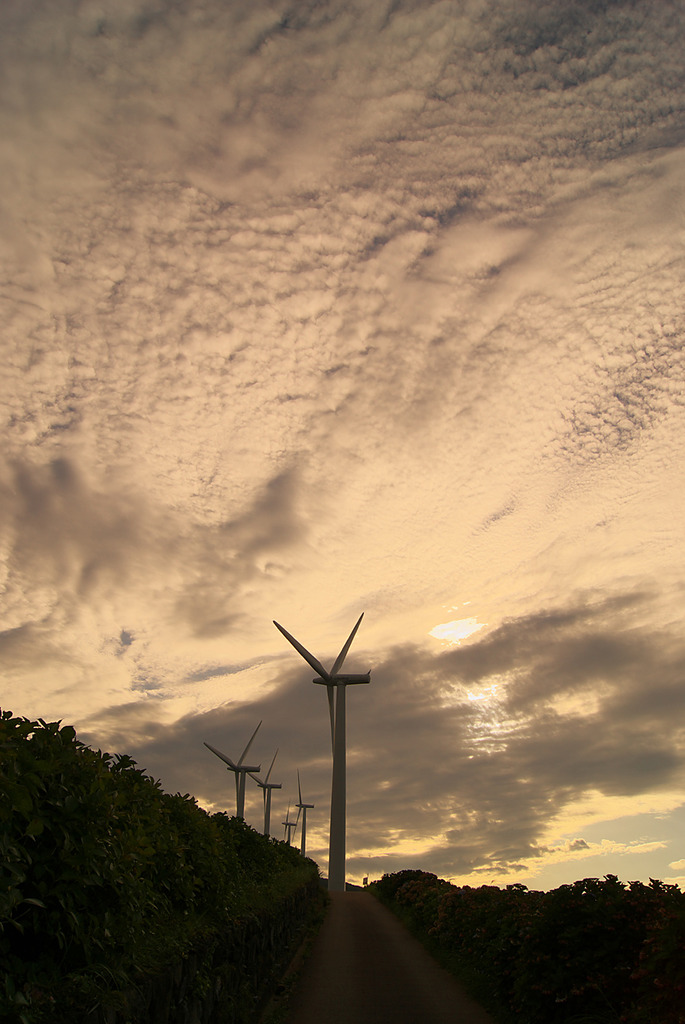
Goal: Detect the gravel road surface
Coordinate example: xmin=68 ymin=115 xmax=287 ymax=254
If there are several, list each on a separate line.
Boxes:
xmin=285 ymin=891 xmax=496 ymax=1024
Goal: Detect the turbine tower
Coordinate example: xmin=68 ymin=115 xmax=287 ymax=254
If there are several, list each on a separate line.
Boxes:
xmin=274 ymin=613 xmax=370 ymax=892
xmin=204 ymin=721 xmax=262 ymax=820
xmin=296 ymin=770 xmax=315 ymax=859
xmin=249 ymin=749 xmax=282 ymax=837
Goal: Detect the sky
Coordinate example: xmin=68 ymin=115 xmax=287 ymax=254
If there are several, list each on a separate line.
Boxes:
xmin=1 ymin=0 xmax=685 ymax=891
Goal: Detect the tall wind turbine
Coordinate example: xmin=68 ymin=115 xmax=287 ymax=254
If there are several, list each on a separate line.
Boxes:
xmin=249 ymin=749 xmax=282 ymax=837
xmin=274 ymin=614 xmax=370 ymax=891
xmin=296 ymin=770 xmax=315 ymax=859
xmin=204 ymin=721 xmax=262 ymax=820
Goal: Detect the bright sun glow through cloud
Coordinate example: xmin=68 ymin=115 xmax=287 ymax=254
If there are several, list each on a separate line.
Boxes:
xmin=429 ymin=618 xmax=487 ymax=645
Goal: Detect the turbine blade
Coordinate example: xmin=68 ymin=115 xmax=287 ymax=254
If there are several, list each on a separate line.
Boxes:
xmin=204 ymin=741 xmax=238 ymax=771
xmin=273 ymin=621 xmax=331 ymax=680
xmin=238 ymin=721 xmax=262 ymax=766
xmin=265 ymin=748 xmax=279 ymax=784
xmin=297 ymin=769 xmax=302 ymax=805
xmin=331 ymin=613 xmax=364 ymax=676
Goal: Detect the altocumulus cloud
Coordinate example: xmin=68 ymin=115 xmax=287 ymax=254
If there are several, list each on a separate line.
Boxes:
xmin=1 ymin=0 xmax=685 ymax=886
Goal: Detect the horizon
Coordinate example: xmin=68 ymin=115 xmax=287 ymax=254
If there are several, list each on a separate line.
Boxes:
xmin=4 ymin=701 xmax=684 ymax=895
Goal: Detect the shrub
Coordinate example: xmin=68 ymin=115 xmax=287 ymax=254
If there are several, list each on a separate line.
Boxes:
xmin=370 ymin=868 xmax=685 ymax=1024
xmin=0 ymin=710 xmax=318 ymax=1023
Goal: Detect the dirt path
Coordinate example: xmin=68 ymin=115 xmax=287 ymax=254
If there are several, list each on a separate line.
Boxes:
xmin=285 ymin=891 xmax=496 ymax=1024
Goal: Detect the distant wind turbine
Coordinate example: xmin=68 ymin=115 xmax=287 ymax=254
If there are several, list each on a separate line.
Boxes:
xmin=249 ymin=749 xmax=282 ymax=837
xmin=274 ymin=614 xmax=370 ymax=891
xmin=204 ymin=721 xmax=262 ymax=820
xmin=282 ymin=803 xmax=297 ymax=845
xmin=296 ymin=770 xmax=315 ymax=859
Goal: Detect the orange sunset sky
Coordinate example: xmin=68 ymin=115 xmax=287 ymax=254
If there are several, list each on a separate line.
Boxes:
xmin=1 ymin=0 xmax=685 ymax=890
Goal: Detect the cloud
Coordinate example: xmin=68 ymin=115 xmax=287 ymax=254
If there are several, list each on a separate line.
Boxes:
xmin=0 ymin=456 xmax=310 ymax=724
xmin=2 ymin=0 xmax=684 ymax=887
xmin=568 ymin=838 xmax=589 ymax=851
xmin=0 ymin=456 xmax=153 ymax=618
xmin=72 ymin=586 xmax=685 ymax=882
xmin=173 ymin=466 xmax=309 ymax=639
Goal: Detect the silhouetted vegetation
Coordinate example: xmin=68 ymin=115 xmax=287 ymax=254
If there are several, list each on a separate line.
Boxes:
xmin=0 ymin=711 xmax=320 ymax=1023
xmin=370 ymin=868 xmax=685 ymax=1024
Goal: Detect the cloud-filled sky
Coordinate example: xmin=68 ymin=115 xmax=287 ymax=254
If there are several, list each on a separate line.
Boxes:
xmin=2 ymin=0 xmax=685 ymax=889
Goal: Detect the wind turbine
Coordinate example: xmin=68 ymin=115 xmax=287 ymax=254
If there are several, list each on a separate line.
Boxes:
xmin=274 ymin=613 xmax=370 ymax=891
xmin=296 ymin=770 xmax=315 ymax=859
xmin=282 ymin=803 xmax=297 ymax=845
xmin=204 ymin=721 xmax=262 ymax=820
xmin=249 ymin=749 xmax=282 ymax=837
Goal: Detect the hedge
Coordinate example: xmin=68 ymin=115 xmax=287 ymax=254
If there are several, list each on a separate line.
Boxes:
xmin=370 ymin=868 xmax=685 ymax=1023
xmin=0 ymin=711 xmax=321 ymax=1023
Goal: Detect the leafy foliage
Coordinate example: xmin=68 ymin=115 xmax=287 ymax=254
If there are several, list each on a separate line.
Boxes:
xmin=0 ymin=710 xmax=318 ymax=1023
xmin=370 ymin=869 xmax=685 ymax=1024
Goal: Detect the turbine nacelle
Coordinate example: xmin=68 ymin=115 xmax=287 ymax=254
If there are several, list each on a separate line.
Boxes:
xmin=296 ymin=769 xmax=315 ymax=811
xmin=249 ymin=749 xmax=281 ymax=837
xmin=204 ymin=741 xmax=261 ymax=776
xmin=249 ymin=748 xmax=282 ymax=789
xmin=296 ymin=770 xmax=314 ymax=858
xmin=282 ymin=802 xmax=298 ymax=844
xmin=273 ymin=614 xmax=370 ymax=685
xmin=249 ymin=774 xmax=283 ymax=789
xmin=204 ymin=722 xmax=263 ymax=819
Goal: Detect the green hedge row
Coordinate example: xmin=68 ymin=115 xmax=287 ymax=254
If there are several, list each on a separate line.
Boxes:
xmin=0 ymin=711 xmax=320 ymax=1023
xmin=370 ymin=869 xmax=685 ymax=1023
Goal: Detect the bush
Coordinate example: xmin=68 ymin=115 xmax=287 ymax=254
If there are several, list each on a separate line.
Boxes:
xmin=370 ymin=869 xmax=685 ymax=1024
xmin=0 ymin=710 xmax=319 ymax=1023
